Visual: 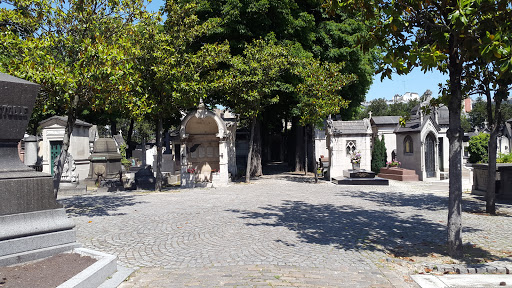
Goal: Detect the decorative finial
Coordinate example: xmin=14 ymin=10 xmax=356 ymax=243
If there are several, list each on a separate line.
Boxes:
xmin=198 ymin=98 xmax=205 ymax=110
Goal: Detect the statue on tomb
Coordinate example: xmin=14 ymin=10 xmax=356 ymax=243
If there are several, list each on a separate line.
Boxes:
xmin=55 ymin=154 xmax=78 ymax=183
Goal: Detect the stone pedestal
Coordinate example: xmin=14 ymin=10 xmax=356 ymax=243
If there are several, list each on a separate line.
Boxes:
xmin=0 ymin=73 xmax=78 ymax=266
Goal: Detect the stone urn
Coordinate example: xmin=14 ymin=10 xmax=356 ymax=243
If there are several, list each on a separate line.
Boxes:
xmin=352 ymin=162 xmax=360 ymax=171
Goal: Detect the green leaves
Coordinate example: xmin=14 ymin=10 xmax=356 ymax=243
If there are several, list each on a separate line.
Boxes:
xmin=1 ymin=0 xmax=150 ymax=126
xmin=294 ymin=59 xmax=355 ymax=126
xmin=217 ymin=38 xmax=294 ymax=119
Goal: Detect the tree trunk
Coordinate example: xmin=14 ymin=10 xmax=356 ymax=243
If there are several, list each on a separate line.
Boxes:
xmin=446 ymin=34 xmax=463 ymax=258
xmin=304 ymin=125 xmax=307 ymax=176
xmin=287 ymin=117 xmax=296 ymax=171
xmin=245 ymin=118 xmax=256 ymax=183
xmin=111 ymin=119 xmax=117 ymax=137
xmin=126 ymin=118 xmax=134 ymax=158
xmin=293 ymin=118 xmax=304 ymax=172
xmin=155 ymin=118 xmax=163 ymax=191
xmin=486 ymin=126 xmax=498 ymax=214
xmin=53 ymin=94 xmax=79 ymax=197
xmin=486 ymin=84 xmax=506 ymax=214
xmin=250 ymin=120 xmax=263 ymax=177
xmin=142 ymin=136 xmax=147 ymax=166
xmin=312 ymin=125 xmax=318 ymax=183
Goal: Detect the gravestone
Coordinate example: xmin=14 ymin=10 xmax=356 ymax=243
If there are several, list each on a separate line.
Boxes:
xmin=88 ymin=138 xmax=122 ymax=180
xmin=0 ymin=73 xmax=77 ymax=266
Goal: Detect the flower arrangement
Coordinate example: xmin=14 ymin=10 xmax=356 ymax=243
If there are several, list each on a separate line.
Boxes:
xmin=350 ymin=151 xmax=361 ymax=164
xmin=187 ymin=168 xmax=196 ymax=173
xmin=387 ymin=160 xmax=401 ymax=167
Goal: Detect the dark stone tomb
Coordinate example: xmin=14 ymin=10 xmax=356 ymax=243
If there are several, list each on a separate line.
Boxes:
xmin=333 ymin=169 xmax=389 ymax=185
xmin=88 ymin=138 xmax=122 ymax=180
xmin=0 ymin=73 xmax=77 ymax=266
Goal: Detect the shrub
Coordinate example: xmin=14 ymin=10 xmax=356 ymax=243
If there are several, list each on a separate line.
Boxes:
xmin=468 ymin=133 xmax=490 ymax=163
xmin=371 ymin=135 xmax=387 ymax=173
xmin=119 ymin=143 xmax=132 ymax=170
xmin=497 ymin=152 xmax=512 ymax=163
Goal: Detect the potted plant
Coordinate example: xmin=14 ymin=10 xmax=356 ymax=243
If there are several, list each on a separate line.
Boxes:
xmin=350 ymin=151 xmax=362 ymax=170
xmin=386 ymin=160 xmax=401 ymax=168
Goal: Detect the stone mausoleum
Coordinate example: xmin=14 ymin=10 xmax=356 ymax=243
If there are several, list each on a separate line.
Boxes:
xmin=326 ymin=118 xmax=372 ymax=180
xmin=39 ymin=116 xmax=93 ymax=181
xmin=179 ymin=103 xmax=236 ymax=188
xmin=394 ymin=109 xmax=441 ymax=181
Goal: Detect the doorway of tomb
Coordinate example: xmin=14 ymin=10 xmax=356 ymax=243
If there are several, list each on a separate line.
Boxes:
xmin=425 ymin=133 xmax=436 ymax=178
xmin=50 ymin=141 xmax=63 ymax=176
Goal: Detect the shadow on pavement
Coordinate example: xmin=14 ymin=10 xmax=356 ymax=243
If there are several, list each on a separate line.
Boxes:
xmin=228 ymin=199 xmax=494 ymax=262
xmin=336 ymin=190 xmax=482 ymax=213
xmin=59 ymin=195 xmax=143 ymax=217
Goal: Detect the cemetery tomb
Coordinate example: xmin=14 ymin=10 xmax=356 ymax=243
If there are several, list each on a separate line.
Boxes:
xmin=88 ymin=138 xmax=122 ymax=181
xmin=0 ymin=73 xmax=78 ymax=266
xmin=180 ymin=103 xmax=235 ymax=188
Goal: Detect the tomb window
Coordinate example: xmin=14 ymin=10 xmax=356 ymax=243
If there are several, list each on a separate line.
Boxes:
xmin=404 ymin=136 xmax=413 ymax=154
xmin=346 ymin=140 xmax=356 ymax=155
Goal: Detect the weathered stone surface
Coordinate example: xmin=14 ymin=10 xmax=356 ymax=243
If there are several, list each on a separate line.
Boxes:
xmin=0 ymin=73 xmax=38 ymax=142
xmin=343 ymin=169 xmax=376 ymax=178
xmin=0 ymin=172 xmax=60 ymax=216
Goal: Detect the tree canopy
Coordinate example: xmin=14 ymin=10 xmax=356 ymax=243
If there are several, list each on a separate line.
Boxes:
xmin=182 ymin=0 xmax=376 ymax=120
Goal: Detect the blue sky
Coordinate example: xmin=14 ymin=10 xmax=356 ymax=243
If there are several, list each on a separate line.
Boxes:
xmin=366 ymin=69 xmax=449 ymax=101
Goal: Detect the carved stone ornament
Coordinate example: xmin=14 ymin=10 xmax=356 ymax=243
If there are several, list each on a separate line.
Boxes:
xmin=195 ymin=99 xmax=208 ymax=119
xmin=326 ymin=119 xmax=334 ymax=136
xmin=56 ymin=154 xmax=78 ymax=183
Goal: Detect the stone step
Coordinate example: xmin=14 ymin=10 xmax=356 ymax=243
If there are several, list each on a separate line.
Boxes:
xmin=378 ymin=167 xmax=417 ymax=176
xmin=378 ymin=172 xmax=419 ymax=181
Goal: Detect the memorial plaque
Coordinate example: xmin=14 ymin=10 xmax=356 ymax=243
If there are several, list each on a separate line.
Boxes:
xmin=0 ymin=73 xmax=37 ymax=142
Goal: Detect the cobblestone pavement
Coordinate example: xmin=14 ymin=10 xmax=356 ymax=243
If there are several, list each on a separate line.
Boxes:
xmin=58 ymin=174 xmax=512 ymax=287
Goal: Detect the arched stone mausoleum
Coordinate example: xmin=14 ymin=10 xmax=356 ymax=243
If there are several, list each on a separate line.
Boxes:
xmin=179 ymin=103 xmax=235 ymax=187
xmin=394 ymin=112 xmax=440 ymax=181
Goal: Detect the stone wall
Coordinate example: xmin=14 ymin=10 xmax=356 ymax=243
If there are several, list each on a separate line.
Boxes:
xmin=472 ymin=164 xmax=512 ymax=199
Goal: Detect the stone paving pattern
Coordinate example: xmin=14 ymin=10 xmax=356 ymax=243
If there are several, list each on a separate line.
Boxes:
xmin=58 ymin=175 xmax=512 ymax=287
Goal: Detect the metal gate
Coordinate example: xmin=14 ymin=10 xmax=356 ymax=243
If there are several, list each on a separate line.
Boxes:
xmin=50 ymin=141 xmax=62 ymax=176
xmin=425 ymin=134 xmax=436 ymax=178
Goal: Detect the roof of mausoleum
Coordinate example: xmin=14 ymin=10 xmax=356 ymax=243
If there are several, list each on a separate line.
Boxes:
xmin=410 ymin=104 xmax=449 ymax=126
xmin=330 ymin=119 xmax=371 ymax=135
xmin=370 ymin=116 xmax=401 ymax=126
xmin=504 ymin=121 xmax=512 ymax=138
xmin=394 ymin=115 xmax=440 ymax=134
xmin=39 ymin=115 xmax=92 ymax=128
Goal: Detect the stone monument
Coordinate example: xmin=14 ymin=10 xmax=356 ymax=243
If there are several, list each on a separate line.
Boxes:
xmin=0 ymin=73 xmax=77 ymax=266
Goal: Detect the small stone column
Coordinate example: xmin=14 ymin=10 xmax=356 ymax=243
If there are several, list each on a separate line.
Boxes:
xmin=180 ymin=140 xmax=191 ymax=187
xmin=217 ymin=140 xmax=229 ymax=187
xmin=420 ymin=140 xmax=425 ymax=181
